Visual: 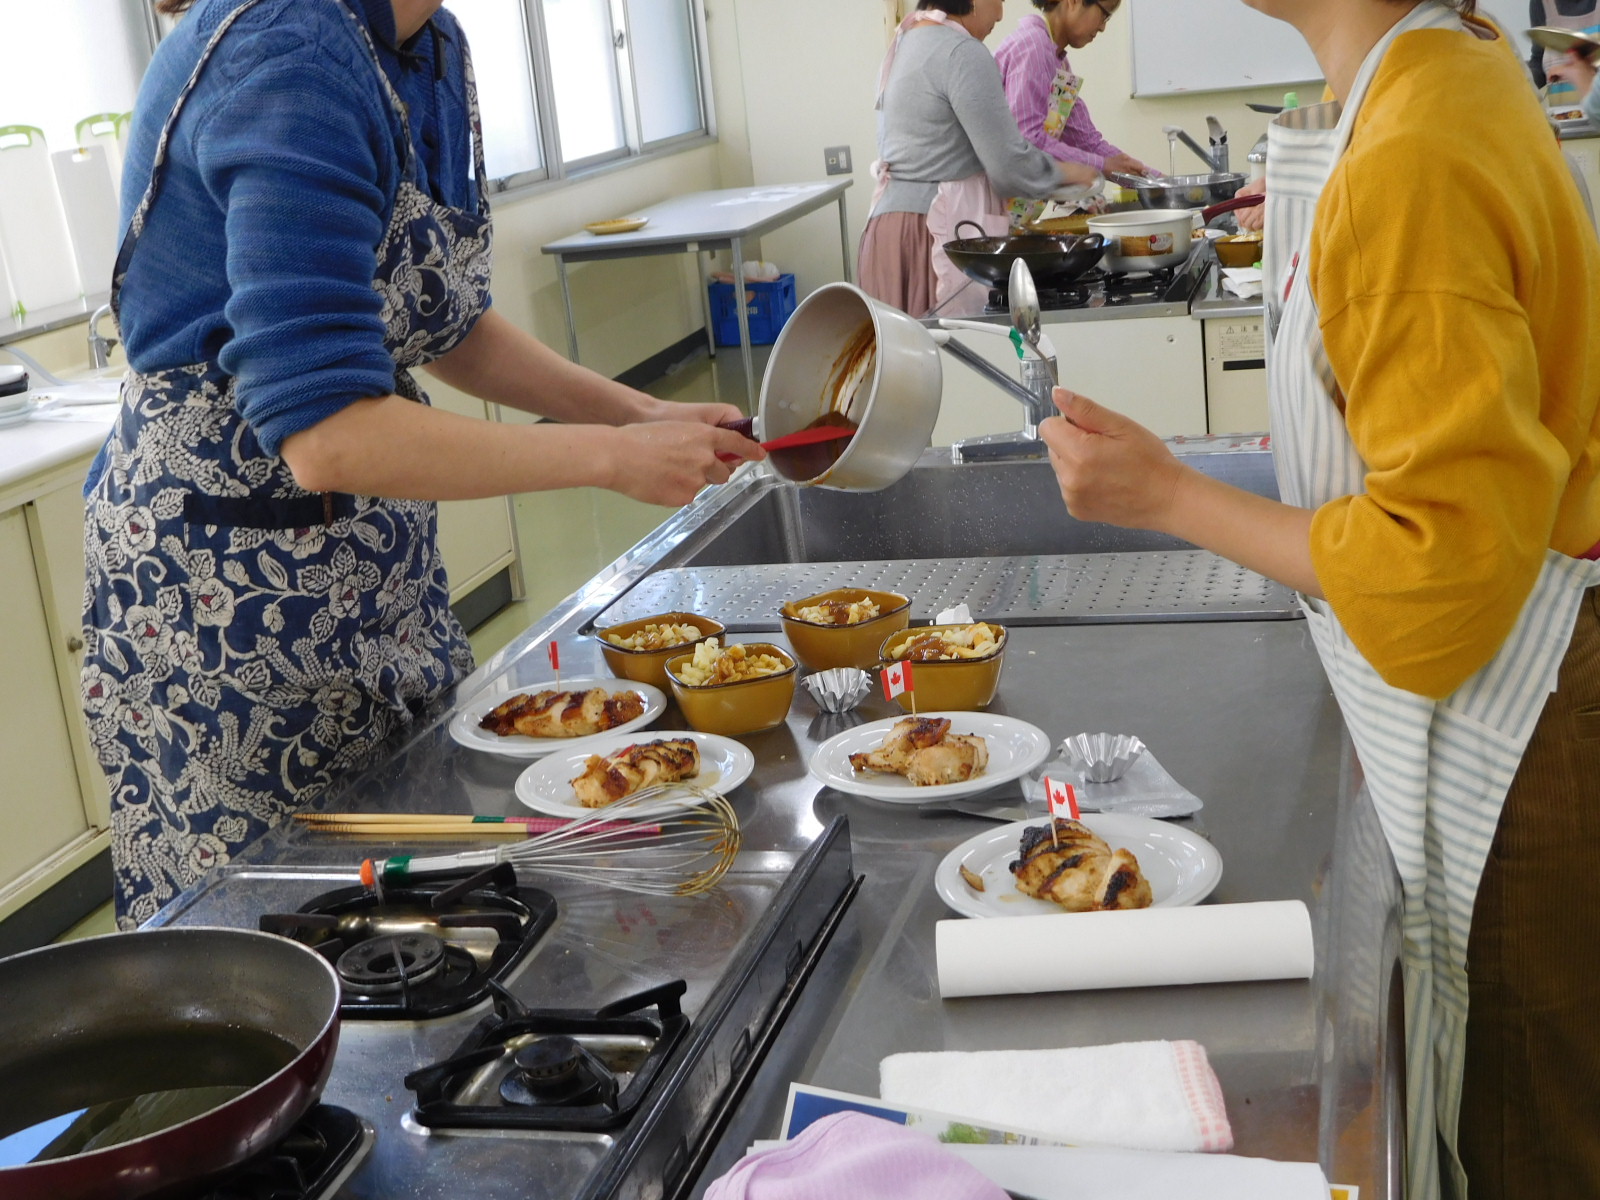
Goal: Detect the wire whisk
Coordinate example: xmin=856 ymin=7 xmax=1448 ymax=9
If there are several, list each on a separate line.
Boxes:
xmin=359 ymin=784 xmax=742 ymax=898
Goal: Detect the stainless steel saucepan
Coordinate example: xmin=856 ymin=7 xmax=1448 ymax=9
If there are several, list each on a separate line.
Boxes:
xmin=756 ymin=283 xmax=942 ymax=492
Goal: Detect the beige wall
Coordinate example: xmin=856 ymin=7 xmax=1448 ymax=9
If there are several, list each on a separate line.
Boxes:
xmin=10 ymin=1 xmax=1323 ymax=384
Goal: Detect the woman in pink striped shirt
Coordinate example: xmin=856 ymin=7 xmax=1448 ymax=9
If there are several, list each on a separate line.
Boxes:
xmin=995 ymin=0 xmax=1153 ymax=223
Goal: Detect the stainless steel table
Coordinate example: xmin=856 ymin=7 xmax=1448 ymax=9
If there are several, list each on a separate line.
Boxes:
xmin=540 ymin=180 xmax=854 ymax=406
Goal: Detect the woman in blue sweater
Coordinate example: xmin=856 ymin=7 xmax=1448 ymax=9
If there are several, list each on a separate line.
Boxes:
xmin=84 ymin=0 xmax=762 ymax=928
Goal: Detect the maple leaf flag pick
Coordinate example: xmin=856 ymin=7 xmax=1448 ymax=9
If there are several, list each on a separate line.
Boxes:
xmin=1043 ymin=775 xmax=1078 ymax=849
xmin=881 ymin=659 xmax=915 ymax=713
xmin=547 ymin=640 xmax=560 ymax=686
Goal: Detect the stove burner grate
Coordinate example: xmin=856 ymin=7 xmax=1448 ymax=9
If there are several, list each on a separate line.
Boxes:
xmin=192 ymin=1105 xmax=371 ymax=1200
xmin=259 ymin=862 xmax=556 ymax=1020
xmin=406 ymin=980 xmax=690 ymax=1132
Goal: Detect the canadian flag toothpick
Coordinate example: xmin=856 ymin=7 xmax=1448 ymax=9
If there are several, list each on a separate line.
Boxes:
xmin=881 ymin=659 xmax=914 ymax=711
xmin=1043 ymin=775 xmax=1079 ymax=820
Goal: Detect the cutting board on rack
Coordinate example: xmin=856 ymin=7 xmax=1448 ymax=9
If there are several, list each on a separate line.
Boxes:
xmin=52 ymin=144 xmax=120 ymax=298
xmin=0 ymin=125 xmax=81 ymax=315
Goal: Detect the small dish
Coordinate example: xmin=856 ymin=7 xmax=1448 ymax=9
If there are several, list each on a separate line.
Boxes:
xmin=514 ymin=730 xmax=755 ymax=817
xmin=808 ymin=711 xmax=1051 ymax=804
xmin=593 ymin=612 xmax=725 ymax=689
xmin=665 ymin=643 xmax=798 ymax=737
xmin=1214 ymin=233 xmax=1263 ymax=268
xmin=585 ymin=217 xmax=649 ymax=235
xmin=933 ymin=813 xmax=1223 ymax=918
xmin=877 ymin=623 xmax=1007 ymax=712
xmin=780 ymin=588 xmax=911 ymax=672
xmin=448 ymin=677 xmax=666 ymax=760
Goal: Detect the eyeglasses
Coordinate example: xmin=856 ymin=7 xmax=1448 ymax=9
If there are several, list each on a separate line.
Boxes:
xmin=1088 ymin=0 xmax=1114 ymax=22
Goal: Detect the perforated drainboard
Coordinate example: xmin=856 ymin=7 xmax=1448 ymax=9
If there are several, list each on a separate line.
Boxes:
xmin=590 ymin=552 xmax=1301 ymax=632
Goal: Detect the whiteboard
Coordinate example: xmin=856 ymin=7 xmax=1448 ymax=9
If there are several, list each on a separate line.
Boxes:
xmin=1130 ymin=0 xmax=1536 ymax=98
xmin=1129 ymin=0 xmax=1322 ymax=97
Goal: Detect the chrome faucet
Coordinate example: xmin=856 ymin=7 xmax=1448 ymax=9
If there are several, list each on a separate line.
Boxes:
xmin=932 ymin=323 xmax=1058 ymax=463
xmin=88 ymin=303 xmax=119 ymax=370
xmin=1163 ymin=116 xmax=1229 ymax=174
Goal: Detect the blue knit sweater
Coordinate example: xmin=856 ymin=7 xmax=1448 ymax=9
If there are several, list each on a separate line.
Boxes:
xmin=97 ymin=0 xmax=485 ymax=481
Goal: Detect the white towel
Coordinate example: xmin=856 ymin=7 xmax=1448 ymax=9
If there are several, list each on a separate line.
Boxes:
xmin=879 ymin=1040 xmax=1232 ymax=1154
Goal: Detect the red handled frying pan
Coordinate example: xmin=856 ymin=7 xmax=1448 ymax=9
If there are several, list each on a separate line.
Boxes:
xmin=0 ymin=928 xmax=341 ymax=1200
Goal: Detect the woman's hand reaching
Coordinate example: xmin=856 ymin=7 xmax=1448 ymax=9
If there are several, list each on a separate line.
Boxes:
xmin=1233 ymin=177 xmax=1267 ymax=233
xmin=1038 ymin=389 xmax=1183 ymax=531
xmin=1549 ymin=49 xmax=1599 ymax=99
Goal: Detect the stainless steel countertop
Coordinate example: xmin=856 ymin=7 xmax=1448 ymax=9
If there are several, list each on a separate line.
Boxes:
xmin=1191 ymin=261 xmax=1265 ymax=320
xmin=168 ymin=451 xmax=1402 ymax=1199
xmin=445 ymin=453 xmax=1401 ymax=1198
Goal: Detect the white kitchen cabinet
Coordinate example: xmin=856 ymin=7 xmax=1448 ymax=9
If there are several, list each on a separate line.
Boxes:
xmin=1202 ymin=314 xmax=1269 ymax=435
xmin=931 ymin=313 xmax=1208 ymax=446
xmin=429 ymin=386 xmax=520 ymax=603
xmin=0 ymin=492 xmax=105 ymax=922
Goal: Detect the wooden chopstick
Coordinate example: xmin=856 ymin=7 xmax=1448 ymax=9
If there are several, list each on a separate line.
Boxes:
xmin=304 ymin=821 xmax=545 ymax=838
xmin=297 ymin=812 xmax=558 ymax=827
xmin=294 ymin=813 xmax=659 ymax=837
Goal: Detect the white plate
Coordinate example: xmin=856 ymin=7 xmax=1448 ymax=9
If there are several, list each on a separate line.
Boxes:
xmin=808 ymin=712 xmax=1052 ymax=804
xmin=514 ymin=730 xmax=755 ymax=817
xmin=0 ymin=397 xmax=50 ymax=428
xmin=934 ymin=813 xmax=1223 ymax=919
xmin=448 ymin=677 xmax=666 ymax=760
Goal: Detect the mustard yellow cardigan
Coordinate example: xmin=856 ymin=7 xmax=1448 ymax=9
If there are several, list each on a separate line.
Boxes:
xmin=1308 ymin=25 xmax=1600 ymax=699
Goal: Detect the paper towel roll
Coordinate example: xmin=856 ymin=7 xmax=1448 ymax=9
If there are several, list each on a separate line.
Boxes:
xmin=936 ymin=900 xmax=1313 ymax=998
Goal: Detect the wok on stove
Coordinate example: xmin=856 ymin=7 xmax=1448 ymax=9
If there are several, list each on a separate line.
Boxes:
xmin=944 ymin=220 xmax=1106 ymax=289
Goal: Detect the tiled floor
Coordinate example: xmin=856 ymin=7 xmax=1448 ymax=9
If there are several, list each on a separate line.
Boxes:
xmin=52 ymin=341 xmax=766 ymax=944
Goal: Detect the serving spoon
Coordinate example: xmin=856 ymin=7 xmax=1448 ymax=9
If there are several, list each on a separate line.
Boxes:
xmin=1007 ymin=259 xmax=1057 ymax=386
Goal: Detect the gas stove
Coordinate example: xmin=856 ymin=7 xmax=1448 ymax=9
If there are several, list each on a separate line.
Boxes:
xmin=257 ymin=862 xmax=557 ymax=1019
xmin=979 ymin=263 xmax=1195 ymax=315
xmin=931 ymin=240 xmax=1209 ymax=322
xmin=147 ymin=818 xmax=858 ymax=1200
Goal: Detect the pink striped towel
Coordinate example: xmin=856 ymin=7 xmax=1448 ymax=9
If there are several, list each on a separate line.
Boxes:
xmin=704 ymin=1111 xmax=1008 ymax=1200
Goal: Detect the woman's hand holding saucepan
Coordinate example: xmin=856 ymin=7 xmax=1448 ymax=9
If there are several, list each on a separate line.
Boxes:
xmin=608 ymin=421 xmax=765 ymax=507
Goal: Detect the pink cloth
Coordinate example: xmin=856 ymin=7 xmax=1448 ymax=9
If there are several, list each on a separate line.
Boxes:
xmin=703 ymin=1111 xmax=1009 ymax=1200
xmin=994 ymin=13 xmax=1122 ymax=169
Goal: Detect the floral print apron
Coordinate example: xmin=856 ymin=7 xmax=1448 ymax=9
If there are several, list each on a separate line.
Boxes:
xmin=1006 ymin=63 xmax=1084 ymax=228
xmin=82 ymin=0 xmax=490 ymax=928
xmin=1265 ymin=6 xmax=1600 ymax=1196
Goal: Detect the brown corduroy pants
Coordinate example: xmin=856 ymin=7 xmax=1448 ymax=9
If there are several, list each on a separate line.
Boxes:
xmin=1459 ymin=586 xmax=1600 ymax=1200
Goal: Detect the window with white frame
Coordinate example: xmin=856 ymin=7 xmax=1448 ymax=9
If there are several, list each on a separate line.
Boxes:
xmin=453 ymin=0 xmax=712 ymax=187
xmin=0 ymin=0 xmax=711 ymax=325
xmin=0 ymin=2 xmax=154 ymax=157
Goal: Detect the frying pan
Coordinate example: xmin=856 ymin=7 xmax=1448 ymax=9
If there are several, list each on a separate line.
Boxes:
xmin=0 ymin=928 xmax=341 ymax=1200
xmin=943 ymin=220 xmax=1107 ymax=288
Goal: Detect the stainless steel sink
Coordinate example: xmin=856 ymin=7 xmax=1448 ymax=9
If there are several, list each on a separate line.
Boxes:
xmin=586 ymin=449 xmax=1300 ymax=631
xmin=682 ymin=451 xmax=1279 ymax=567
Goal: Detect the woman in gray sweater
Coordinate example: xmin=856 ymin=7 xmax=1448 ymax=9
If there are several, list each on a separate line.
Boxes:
xmin=860 ymin=0 xmax=1099 ymax=314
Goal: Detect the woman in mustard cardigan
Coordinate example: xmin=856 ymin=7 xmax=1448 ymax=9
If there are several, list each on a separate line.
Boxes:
xmin=1040 ymin=1 xmax=1600 ymax=1197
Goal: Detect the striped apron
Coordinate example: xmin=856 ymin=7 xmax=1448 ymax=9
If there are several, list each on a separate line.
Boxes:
xmin=1263 ymin=6 xmax=1600 ymax=1197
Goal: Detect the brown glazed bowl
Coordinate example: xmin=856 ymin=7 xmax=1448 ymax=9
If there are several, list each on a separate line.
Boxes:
xmin=779 ymin=588 xmax=912 ymax=671
xmin=665 ymin=643 xmax=799 ymax=737
xmin=1214 ymin=233 xmax=1264 ymax=268
xmin=594 ymin=612 xmax=725 ymax=689
xmin=878 ymin=623 xmax=1008 ymax=712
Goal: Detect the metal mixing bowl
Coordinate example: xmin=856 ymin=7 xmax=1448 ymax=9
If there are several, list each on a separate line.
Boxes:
xmin=1110 ymin=172 xmax=1247 ymax=211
